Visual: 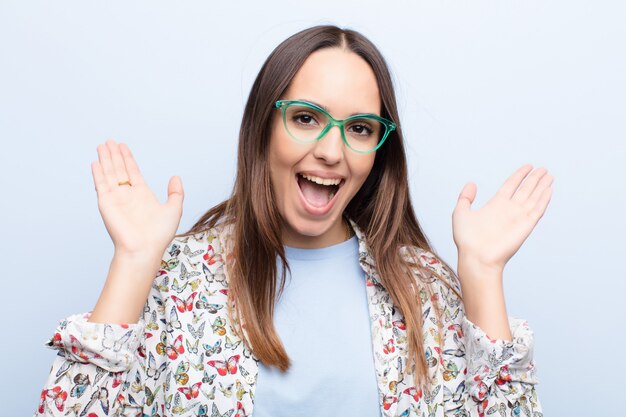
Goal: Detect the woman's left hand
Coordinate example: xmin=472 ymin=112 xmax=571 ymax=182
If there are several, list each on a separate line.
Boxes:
xmin=452 ymin=164 xmax=554 ymax=272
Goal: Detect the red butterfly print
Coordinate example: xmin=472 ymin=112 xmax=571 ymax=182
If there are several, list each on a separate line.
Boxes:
xmin=234 ymin=400 xmax=249 ymax=417
xmin=155 ymin=332 xmax=185 ymax=360
xmin=382 ymin=393 xmax=397 ymax=410
xmin=207 ymin=354 xmax=240 ymax=376
xmin=433 ymin=346 xmax=444 ymax=367
xmin=403 ymin=386 xmax=423 ymax=402
xmin=477 ymin=398 xmax=489 ymax=417
xmin=447 ymin=324 xmax=464 ymax=338
xmin=496 ymin=365 xmax=512 ymax=384
xmin=204 ymin=244 xmax=223 ymax=265
xmin=177 ymin=382 xmax=202 ymax=400
xmin=171 ymin=292 xmax=198 ymax=313
xmin=392 ymin=320 xmax=406 ymax=331
xmin=383 ymin=338 xmax=395 ymax=355
xmin=50 ymin=332 xmax=62 ymax=349
xmin=473 ymin=374 xmax=489 ymax=401
xmin=419 ymin=253 xmax=441 ymax=266
xmin=112 ymin=373 xmax=122 ymax=388
xmin=38 ymin=386 xmax=68 ymax=413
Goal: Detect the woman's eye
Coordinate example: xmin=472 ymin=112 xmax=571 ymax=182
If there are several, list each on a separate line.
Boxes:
xmin=293 ymin=114 xmax=317 ymax=125
xmin=349 ymin=124 xmax=373 ymax=136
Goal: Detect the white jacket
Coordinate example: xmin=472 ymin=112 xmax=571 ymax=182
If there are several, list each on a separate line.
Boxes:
xmin=35 ymin=219 xmax=542 ymax=417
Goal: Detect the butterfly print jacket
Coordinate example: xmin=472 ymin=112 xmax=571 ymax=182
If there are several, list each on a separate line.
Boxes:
xmin=35 ymin=219 xmax=542 ymax=417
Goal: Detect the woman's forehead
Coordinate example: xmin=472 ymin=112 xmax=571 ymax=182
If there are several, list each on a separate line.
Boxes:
xmin=285 ymin=48 xmax=381 ymax=117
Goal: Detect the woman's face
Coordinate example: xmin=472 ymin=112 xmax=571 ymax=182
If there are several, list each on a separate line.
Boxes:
xmin=269 ymin=47 xmax=381 ymax=248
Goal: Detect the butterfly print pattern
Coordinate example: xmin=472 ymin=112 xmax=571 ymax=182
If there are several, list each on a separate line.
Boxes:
xmin=34 ymin=219 xmax=542 ymax=416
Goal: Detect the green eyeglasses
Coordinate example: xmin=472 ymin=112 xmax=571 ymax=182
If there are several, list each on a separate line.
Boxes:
xmin=274 ymin=99 xmax=397 ymax=153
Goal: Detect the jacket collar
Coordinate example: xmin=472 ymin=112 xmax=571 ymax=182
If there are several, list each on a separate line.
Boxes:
xmin=348 ymin=217 xmax=385 ymax=289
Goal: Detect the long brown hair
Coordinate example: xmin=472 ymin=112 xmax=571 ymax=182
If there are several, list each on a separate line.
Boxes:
xmin=176 ymin=24 xmax=462 ymax=389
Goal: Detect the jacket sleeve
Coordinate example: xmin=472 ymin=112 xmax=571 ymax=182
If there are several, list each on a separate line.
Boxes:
xmin=416 ymin=249 xmax=543 ymax=416
xmin=33 ymin=240 xmax=181 ymax=417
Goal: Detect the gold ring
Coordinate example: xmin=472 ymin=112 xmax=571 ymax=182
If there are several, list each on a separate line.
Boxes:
xmin=118 ymin=180 xmax=132 ymax=186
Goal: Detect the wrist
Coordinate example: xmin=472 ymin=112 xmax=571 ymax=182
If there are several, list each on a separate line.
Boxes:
xmin=87 ymin=251 xmax=163 ymax=324
xmin=113 ymin=248 xmax=163 ymax=268
xmin=456 ymin=253 xmax=512 ymax=341
xmin=457 ymin=251 xmax=504 ymax=279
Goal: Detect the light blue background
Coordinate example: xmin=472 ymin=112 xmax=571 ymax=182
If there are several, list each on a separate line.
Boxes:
xmin=1 ymin=1 xmax=624 ymax=416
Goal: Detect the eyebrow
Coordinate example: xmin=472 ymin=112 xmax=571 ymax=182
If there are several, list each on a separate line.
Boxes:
xmin=298 ymin=98 xmax=379 ymax=117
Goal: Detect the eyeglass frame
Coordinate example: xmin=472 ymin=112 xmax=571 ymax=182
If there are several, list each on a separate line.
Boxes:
xmin=274 ymin=99 xmax=397 ymax=154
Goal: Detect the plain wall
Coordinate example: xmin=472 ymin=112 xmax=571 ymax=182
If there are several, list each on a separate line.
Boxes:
xmin=1 ymin=1 xmax=624 ymax=415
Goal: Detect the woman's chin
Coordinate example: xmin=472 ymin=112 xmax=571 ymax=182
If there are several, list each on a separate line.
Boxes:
xmin=281 ymin=215 xmax=343 ymax=248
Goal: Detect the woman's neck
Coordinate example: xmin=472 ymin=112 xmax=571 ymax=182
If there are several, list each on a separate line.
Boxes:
xmin=280 ymin=217 xmax=353 ymax=249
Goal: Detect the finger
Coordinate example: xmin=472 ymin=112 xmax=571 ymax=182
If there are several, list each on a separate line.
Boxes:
xmin=119 ymin=143 xmax=145 ymax=186
xmin=528 ymin=183 xmax=553 ymax=221
xmin=497 ymin=163 xmax=534 ymax=200
xmin=98 ymin=142 xmax=118 ymax=189
xmin=106 ymin=139 xmax=131 ymax=185
xmin=525 ymin=174 xmax=553 ymax=211
xmin=166 ymin=176 xmax=184 ymax=211
xmin=511 ymin=167 xmax=549 ymax=204
xmin=91 ymin=160 xmax=108 ymax=194
xmin=455 ymin=182 xmax=476 ymax=212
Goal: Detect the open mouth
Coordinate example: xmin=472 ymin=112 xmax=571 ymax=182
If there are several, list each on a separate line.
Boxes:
xmin=296 ymin=173 xmax=345 ymax=208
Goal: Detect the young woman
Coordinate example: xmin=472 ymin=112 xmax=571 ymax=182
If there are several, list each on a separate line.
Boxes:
xmin=35 ymin=25 xmax=551 ymax=417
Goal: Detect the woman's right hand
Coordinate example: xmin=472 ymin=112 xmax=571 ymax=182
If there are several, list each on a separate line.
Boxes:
xmin=91 ymin=139 xmax=184 ymax=259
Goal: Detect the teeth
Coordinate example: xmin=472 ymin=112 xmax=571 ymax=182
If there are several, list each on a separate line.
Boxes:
xmin=300 ymin=173 xmax=342 ymax=186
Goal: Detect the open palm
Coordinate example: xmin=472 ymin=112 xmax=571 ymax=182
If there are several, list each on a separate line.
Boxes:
xmin=91 ymin=139 xmax=185 ymax=257
xmin=452 ymin=164 xmax=553 ymax=270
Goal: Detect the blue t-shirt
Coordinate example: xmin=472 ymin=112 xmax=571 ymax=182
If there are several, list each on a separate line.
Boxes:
xmin=252 ymin=235 xmax=381 ymax=416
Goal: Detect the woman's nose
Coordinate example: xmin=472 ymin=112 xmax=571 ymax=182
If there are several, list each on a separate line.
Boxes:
xmin=311 ymin=124 xmax=344 ymax=164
